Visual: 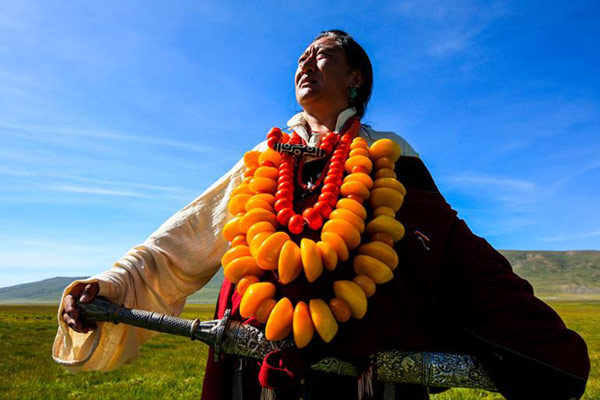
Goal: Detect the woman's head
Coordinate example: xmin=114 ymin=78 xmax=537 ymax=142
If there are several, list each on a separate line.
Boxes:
xmin=295 ymin=30 xmax=373 ymax=119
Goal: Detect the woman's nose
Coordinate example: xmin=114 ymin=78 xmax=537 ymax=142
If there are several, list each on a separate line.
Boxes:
xmin=300 ymin=54 xmax=317 ymax=72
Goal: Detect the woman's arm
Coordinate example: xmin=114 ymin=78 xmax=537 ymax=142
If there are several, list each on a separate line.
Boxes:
xmin=53 ymin=141 xmax=267 ymax=372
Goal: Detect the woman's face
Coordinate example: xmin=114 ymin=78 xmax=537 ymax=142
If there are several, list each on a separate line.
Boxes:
xmin=295 ymin=36 xmax=359 ymax=113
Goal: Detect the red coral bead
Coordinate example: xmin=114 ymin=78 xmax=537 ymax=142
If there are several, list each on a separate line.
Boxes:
xmin=329 ymin=161 xmax=344 ymax=171
xmin=274 ymin=198 xmax=293 ymax=212
xmin=322 ymin=183 xmax=339 ymax=197
xmin=324 ymin=175 xmax=342 ymax=186
xmin=278 ymin=175 xmax=293 ymax=185
xmin=331 ymin=154 xmax=345 ymax=164
xmin=267 ymin=127 xmax=282 ymax=139
xmin=314 ymin=201 xmax=332 ymax=219
xmin=302 ymin=208 xmax=323 ymax=230
xmin=320 ymin=143 xmax=334 ymax=154
xmin=319 ymin=192 xmax=338 ymax=206
xmin=267 ymin=137 xmax=278 ymax=149
xmin=275 ymin=189 xmax=294 ymax=201
xmin=288 ymin=214 xmax=305 ymax=235
xmin=278 ymin=181 xmax=294 ymax=192
xmin=277 ymin=208 xmax=295 ymax=225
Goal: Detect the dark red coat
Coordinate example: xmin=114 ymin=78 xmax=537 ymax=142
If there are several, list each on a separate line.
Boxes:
xmin=202 ymin=157 xmax=590 ymax=400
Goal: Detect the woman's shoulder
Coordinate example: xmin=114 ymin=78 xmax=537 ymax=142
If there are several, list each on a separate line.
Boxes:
xmin=360 ymin=125 xmax=419 ymax=158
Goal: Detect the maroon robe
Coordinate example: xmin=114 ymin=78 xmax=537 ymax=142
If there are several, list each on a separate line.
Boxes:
xmin=201 ymin=156 xmax=590 ymax=400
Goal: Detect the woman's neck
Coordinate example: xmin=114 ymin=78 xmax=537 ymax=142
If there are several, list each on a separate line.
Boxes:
xmin=302 ymin=105 xmax=348 ymax=133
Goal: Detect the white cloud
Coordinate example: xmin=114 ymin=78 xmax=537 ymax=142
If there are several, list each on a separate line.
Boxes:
xmin=444 ymin=172 xmax=536 ymax=193
xmin=43 ymin=184 xmax=147 ymax=198
xmin=541 ymin=228 xmax=600 ymax=243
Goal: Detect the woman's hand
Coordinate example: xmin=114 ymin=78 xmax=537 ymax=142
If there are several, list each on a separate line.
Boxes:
xmin=62 ymin=282 xmax=99 ymax=333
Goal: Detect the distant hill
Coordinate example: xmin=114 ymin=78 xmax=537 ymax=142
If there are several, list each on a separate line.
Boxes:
xmin=1 ymin=251 xmax=598 ymax=304
xmin=0 ymin=276 xmax=88 ymax=304
xmin=502 ymin=250 xmax=600 ymax=300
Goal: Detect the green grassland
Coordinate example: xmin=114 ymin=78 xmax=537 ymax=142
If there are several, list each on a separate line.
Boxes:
xmin=0 ymin=302 xmax=598 ymax=400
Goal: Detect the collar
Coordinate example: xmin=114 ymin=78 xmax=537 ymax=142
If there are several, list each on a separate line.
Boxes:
xmin=286 ymin=107 xmax=357 ymax=147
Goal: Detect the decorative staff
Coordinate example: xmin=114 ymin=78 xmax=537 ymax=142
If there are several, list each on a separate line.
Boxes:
xmin=78 ymin=296 xmax=497 ymax=392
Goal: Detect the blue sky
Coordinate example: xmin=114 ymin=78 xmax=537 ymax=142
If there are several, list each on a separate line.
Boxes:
xmin=1 ymin=1 xmax=599 ymax=287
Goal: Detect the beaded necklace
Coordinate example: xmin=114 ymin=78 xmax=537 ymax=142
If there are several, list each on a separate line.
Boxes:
xmin=221 ymin=118 xmax=407 ymax=348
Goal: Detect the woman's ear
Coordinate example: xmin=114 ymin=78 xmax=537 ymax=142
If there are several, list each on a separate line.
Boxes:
xmin=351 ymin=70 xmax=364 ymax=89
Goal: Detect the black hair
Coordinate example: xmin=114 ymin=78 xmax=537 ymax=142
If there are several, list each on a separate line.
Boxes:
xmin=314 ymin=30 xmax=373 ymax=118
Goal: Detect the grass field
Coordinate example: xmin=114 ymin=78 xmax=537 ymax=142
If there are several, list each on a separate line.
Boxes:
xmin=0 ymin=302 xmax=597 ymax=400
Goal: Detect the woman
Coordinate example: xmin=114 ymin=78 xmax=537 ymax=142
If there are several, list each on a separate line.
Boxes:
xmin=55 ymin=31 xmax=589 ymax=399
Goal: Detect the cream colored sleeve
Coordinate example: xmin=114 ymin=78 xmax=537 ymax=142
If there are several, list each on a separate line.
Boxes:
xmin=52 ymin=141 xmax=267 ymax=372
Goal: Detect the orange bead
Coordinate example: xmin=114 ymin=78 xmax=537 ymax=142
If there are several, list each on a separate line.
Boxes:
xmin=244 ymin=197 xmax=273 ymax=213
xmin=254 ymin=166 xmax=279 ymax=180
xmin=316 ymin=241 xmax=338 ymax=271
xmin=346 ymin=194 xmax=364 ymax=204
xmin=240 ymin=282 xmax=276 ymax=318
xmin=231 ymin=235 xmax=248 ymax=247
xmin=369 ymin=187 xmax=404 ymax=212
xmin=349 ymin=139 xmax=369 ymax=150
xmin=353 ymin=274 xmax=376 ymax=297
xmin=253 ymin=193 xmax=276 ymax=205
xmin=300 ymin=238 xmax=323 ymax=283
xmin=321 ymin=231 xmax=349 ymax=261
xmin=309 ymin=299 xmax=338 ymax=343
xmin=243 ymin=151 xmax=260 ymax=169
xmin=249 ymin=177 xmax=277 ymax=194
xmin=335 ymin=198 xmax=367 ymax=219
xmin=256 ymin=232 xmax=290 ymax=270
xmin=344 ymin=155 xmax=373 ymax=174
xmin=293 ymin=301 xmax=314 ymax=349
xmin=239 ymin=208 xmax=277 ymax=233
xmin=265 ymin=297 xmax=293 ymax=341
xmin=369 ymin=138 xmax=401 ymax=162
xmin=244 ymin=168 xmax=257 ymax=178
xmin=232 ymin=184 xmax=253 ymax=196
xmin=236 ymin=275 xmax=260 ymax=296
xmin=258 ymin=149 xmax=282 ymax=167
xmin=246 ymin=221 xmax=276 ymax=244
xmin=224 ymin=256 xmax=264 ymax=284
xmin=349 ymin=148 xmax=370 ymax=158
xmin=329 ymin=298 xmax=352 ymax=322
xmin=221 ymin=245 xmax=251 ymax=267
xmin=373 ymin=206 xmax=395 ymax=218
xmin=278 ymin=240 xmax=302 ymax=284
xmin=322 ymin=219 xmax=361 ymax=250
xmin=242 ymin=176 xmax=252 ymax=184
xmin=255 ymin=298 xmax=277 ymax=323
xmin=370 ymin=232 xmax=395 ymax=247
xmin=343 ymin=172 xmax=373 ymax=189
xmin=358 ymin=241 xmax=399 ymax=270
xmin=340 ymin=181 xmax=370 ymax=200
xmin=329 ymin=208 xmax=365 ymax=233
xmin=353 ymin=255 xmax=394 ymax=284
xmin=375 ymin=168 xmax=397 ymax=179
xmin=228 ymin=194 xmax=252 ymax=215
xmin=249 ymin=231 xmax=273 ymax=258
xmin=223 ymin=217 xmax=244 ymax=242
xmin=373 ymin=178 xmax=406 ymax=196
xmin=333 ymin=280 xmax=368 ymax=319
xmin=365 ymin=215 xmax=405 ymax=242
xmin=374 ymin=157 xmax=395 ymax=170
xmin=351 ymin=165 xmax=370 ymax=174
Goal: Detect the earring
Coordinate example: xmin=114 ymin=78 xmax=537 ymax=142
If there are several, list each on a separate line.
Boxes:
xmin=349 ymin=87 xmax=358 ymax=102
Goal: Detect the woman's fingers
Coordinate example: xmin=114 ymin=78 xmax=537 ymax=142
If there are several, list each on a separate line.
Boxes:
xmin=61 ymin=282 xmax=99 ymax=333
xmin=64 ymin=293 xmax=78 ymax=320
xmin=80 ymin=283 xmax=99 ymax=303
